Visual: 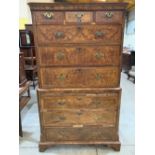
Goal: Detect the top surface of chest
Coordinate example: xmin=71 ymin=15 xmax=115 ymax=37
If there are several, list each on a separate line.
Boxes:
xmin=29 ymin=2 xmax=127 ymax=11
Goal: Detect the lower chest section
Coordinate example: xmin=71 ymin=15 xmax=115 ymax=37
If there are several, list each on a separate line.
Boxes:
xmin=38 ymin=88 xmax=121 ymax=127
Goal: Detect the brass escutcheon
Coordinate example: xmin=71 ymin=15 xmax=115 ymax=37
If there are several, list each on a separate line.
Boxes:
xmin=57 ymin=99 xmax=66 ymax=105
xmin=43 ymin=12 xmax=54 ymax=19
xmin=56 ymin=51 xmax=65 ymax=60
xmin=105 ymin=12 xmax=113 ymax=18
xmin=55 ymin=32 xmax=64 ymax=39
xmin=95 ymin=31 xmax=104 ymax=37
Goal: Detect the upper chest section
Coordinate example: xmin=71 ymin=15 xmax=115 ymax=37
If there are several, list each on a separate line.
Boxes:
xmin=33 ymin=11 xmax=123 ymax=25
xmin=29 ymin=3 xmax=127 ymax=25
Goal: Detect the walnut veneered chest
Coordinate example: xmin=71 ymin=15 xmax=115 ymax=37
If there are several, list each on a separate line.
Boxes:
xmin=29 ymin=2 xmax=127 ymax=152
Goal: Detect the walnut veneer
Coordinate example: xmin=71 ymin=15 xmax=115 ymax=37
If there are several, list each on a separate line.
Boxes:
xmin=29 ymin=2 xmax=127 ymax=152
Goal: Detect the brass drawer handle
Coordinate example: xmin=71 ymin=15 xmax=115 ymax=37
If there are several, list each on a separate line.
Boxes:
xmin=58 ymin=102 xmax=65 ymax=106
xmin=58 ymin=73 xmax=66 ymax=81
xmin=75 ymin=13 xmax=84 ymax=19
xmin=94 ymin=100 xmax=101 ymax=106
xmin=43 ymin=12 xmax=54 ymax=19
xmin=58 ymin=116 xmax=66 ymax=121
xmin=57 ymin=99 xmax=66 ymax=106
xmin=105 ymin=12 xmax=113 ymax=18
xmin=95 ymin=31 xmax=105 ymax=37
xmin=56 ymin=51 xmax=65 ymax=60
xmin=76 ymin=111 xmax=83 ymax=116
xmin=55 ymin=32 xmax=64 ymax=39
xmin=96 ymin=73 xmax=102 ymax=80
xmin=95 ymin=52 xmax=104 ymax=59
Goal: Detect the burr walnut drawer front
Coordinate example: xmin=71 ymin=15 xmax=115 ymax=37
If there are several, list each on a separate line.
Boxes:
xmin=34 ymin=11 xmax=64 ymax=24
xmin=45 ymin=126 xmax=117 ymax=141
xmin=42 ymin=109 xmax=116 ymax=126
xmin=65 ymin=11 xmax=93 ymax=23
xmin=36 ymin=25 xmax=122 ymax=45
xmin=96 ymin=11 xmax=123 ymax=24
xmin=39 ymin=67 xmax=120 ymax=88
xmin=38 ymin=46 xmax=120 ymax=66
xmin=40 ymin=91 xmax=120 ymax=110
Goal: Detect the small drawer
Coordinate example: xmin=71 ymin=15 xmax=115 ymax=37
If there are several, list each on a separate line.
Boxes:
xmin=42 ymin=109 xmax=116 ymax=126
xmin=34 ymin=11 xmax=64 ymax=24
xmin=45 ymin=126 xmax=117 ymax=141
xmin=96 ymin=11 xmax=123 ymax=24
xmin=65 ymin=11 xmax=93 ymax=24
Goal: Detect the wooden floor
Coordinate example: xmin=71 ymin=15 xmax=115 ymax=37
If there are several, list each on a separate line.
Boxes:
xmin=19 ymin=73 xmax=135 ymax=155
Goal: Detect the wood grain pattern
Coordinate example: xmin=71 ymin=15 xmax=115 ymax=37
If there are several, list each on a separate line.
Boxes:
xmin=65 ymin=11 xmax=93 ymax=23
xmin=45 ymin=126 xmax=118 ymax=141
xmin=38 ymin=45 xmax=120 ymax=66
xmin=42 ymin=109 xmax=116 ymax=126
xmin=40 ymin=92 xmax=119 ymax=110
xmin=34 ymin=11 xmax=64 ymax=24
xmin=29 ymin=2 xmax=127 ymax=152
xmin=36 ymin=25 xmax=122 ymax=45
xmin=96 ymin=11 xmax=123 ymax=24
xmin=39 ymin=67 xmax=120 ymax=88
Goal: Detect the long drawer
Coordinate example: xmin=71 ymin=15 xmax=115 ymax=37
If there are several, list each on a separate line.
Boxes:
xmin=40 ymin=91 xmax=120 ymax=110
xmin=38 ymin=45 xmax=120 ymax=66
xmin=44 ymin=126 xmax=118 ymax=141
xmin=42 ymin=109 xmax=116 ymax=126
xmin=39 ymin=67 xmax=120 ymax=88
xmin=36 ymin=25 xmax=122 ymax=45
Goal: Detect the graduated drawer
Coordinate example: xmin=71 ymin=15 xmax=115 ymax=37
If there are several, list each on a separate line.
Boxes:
xmin=42 ymin=109 xmax=116 ymax=126
xmin=45 ymin=126 xmax=117 ymax=141
xmin=40 ymin=90 xmax=120 ymax=110
xmin=65 ymin=11 xmax=93 ymax=24
xmin=39 ymin=67 xmax=120 ymax=88
xmin=36 ymin=25 xmax=122 ymax=45
xmin=34 ymin=11 xmax=64 ymax=24
xmin=96 ymin=11 xmax=123 ymax=24
xmin=38 ymin=45 xmax=120 ymax=66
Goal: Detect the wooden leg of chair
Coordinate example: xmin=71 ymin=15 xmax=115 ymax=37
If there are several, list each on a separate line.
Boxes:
xmin=19 ymin=111 xmax=23 ymax=137
xmin=32 ymin=71 xmax=35 ymax=89
xmin=27 ymin=86 xmax=31 ymax=97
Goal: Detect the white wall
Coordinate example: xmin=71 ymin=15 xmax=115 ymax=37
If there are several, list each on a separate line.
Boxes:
xmin=123 ymin=8 xmax=135 ymax=50
xmin=19 ymin=0 xmax=54 ymax=24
